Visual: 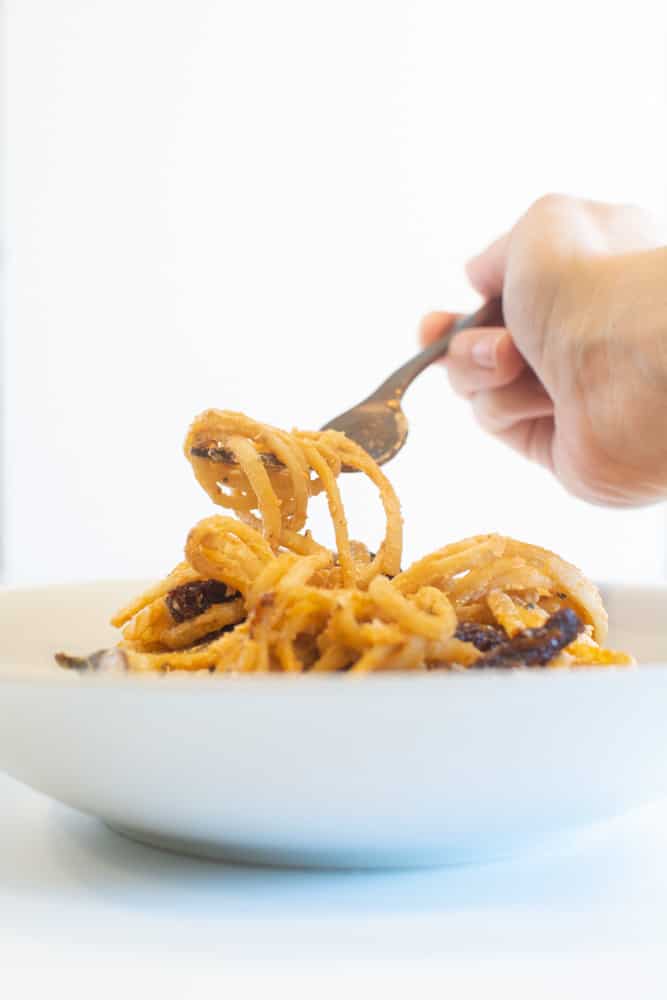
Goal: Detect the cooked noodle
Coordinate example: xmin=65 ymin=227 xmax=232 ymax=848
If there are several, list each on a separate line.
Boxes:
xmin=66 ymin=409 xmax=633 ymax=674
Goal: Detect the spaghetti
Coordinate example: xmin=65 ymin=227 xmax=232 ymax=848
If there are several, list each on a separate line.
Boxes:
xmin=58 ymin=409 xmax=633 ymax=674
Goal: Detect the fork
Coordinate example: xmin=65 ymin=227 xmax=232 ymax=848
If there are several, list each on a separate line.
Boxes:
xmin=192 ymin=297 xmax=504 ymax=468
xmin=321 ymin=297 xmax=504 ymax=465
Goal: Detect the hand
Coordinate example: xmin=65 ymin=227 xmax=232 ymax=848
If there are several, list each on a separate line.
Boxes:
xmin=421 ymin=194 xmax=667 ymax=506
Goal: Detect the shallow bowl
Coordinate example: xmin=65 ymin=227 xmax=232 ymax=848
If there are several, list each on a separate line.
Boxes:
xmin=0 ymin=580 xmax=665 ymax=867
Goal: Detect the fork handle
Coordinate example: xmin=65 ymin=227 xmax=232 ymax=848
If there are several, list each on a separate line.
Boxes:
xmin=429 ymin=296 xmax=505 ymax=366
xmin=449 ymin=296 xmax=504 ymax=339
xmin=411 ymin=296 xmax=505 ymax=373
xmin=368 ymin=297 xmax=505 ymax=404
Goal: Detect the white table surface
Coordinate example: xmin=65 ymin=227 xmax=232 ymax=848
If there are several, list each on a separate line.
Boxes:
xmin=2 ymin=771 xmax=667 ymax=998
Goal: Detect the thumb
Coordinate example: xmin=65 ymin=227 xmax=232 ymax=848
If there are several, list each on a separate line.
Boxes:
xmin=466 ymin=230 xmax=511 ymax=299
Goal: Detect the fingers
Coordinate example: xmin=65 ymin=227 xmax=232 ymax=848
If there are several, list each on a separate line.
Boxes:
xmin=419 ymin=309 xmax=526 ymax=398
xmin=417 ymin=310 xmax=554 ymax=470
xmin=493 ymin=415 xmax=556 ymax=470
xmin=471 ymin=369 xmax=556 ymax=470
xmin=471 ymin=368 xmax=554 ymax=434
xmin=418 ymin=310 xmax=458 ymax=347
xmin=465 ymin=231 xmax=511 ymax=298
xmin=446 ymin=327 xmax=526 ymax=398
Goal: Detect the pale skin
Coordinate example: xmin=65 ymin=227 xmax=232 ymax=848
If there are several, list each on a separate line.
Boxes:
xmin=420 ymin=194 xmax=667 ymax=508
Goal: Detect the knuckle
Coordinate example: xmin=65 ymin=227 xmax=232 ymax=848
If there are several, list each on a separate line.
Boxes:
xmin=446 ymin=367 xmax=475 ymax=401
xmin=471 ymin=390 xmax=505 ymax=433
xmin=529 ymin=192 xmax=572 ymax=217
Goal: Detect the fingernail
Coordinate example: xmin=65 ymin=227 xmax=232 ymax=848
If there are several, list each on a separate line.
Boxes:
xmin=471 ymin=332 xmax=503 ymax=368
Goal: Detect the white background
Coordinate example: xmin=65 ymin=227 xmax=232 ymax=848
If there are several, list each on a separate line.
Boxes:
xmin=2 ymin=771 xmax=667 ymax=997
xmin=5 ymin=0 xmax=667 ymax=586
xmin=5 ymin=5 xmax=667 ymax=994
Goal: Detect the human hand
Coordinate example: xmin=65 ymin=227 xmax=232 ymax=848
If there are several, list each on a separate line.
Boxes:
xmin=421 ymin=194 xmax=667 ymax=506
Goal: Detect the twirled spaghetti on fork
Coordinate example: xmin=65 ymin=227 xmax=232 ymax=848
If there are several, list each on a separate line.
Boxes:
xmin=57 ymin=410 xmax=633 ymax=674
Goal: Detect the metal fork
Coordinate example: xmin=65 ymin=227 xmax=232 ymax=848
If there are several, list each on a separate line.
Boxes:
xmin=321 ymin=297 xmax=504 ymax=465
xmin=192 ymin=297 xmax=504 ymax=469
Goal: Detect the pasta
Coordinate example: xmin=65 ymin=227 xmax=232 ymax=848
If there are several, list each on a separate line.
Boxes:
xmin=57 ymin=409 xmax=633 ymax=674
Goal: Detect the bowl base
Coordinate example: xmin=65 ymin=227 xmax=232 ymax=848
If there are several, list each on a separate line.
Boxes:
xmin=104 ymin=821 xmax=501 ymax=870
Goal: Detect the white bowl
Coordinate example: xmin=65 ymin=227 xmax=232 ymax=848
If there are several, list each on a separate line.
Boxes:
xmin=0 ymin=580 xmax=666 ymax=868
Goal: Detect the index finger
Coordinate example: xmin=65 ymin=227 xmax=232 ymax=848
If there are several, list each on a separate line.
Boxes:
xmin=418 ymin=311 xmax=459 ymax=348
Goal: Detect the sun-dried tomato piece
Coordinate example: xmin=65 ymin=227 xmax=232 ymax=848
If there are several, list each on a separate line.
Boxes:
xmin=166 ymin=579 xmax=240 ymax=623
xmin=472 ymin=608 xmax=582 ymax=669
xmin=454 ymin=621 xmax=507 ymax=651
